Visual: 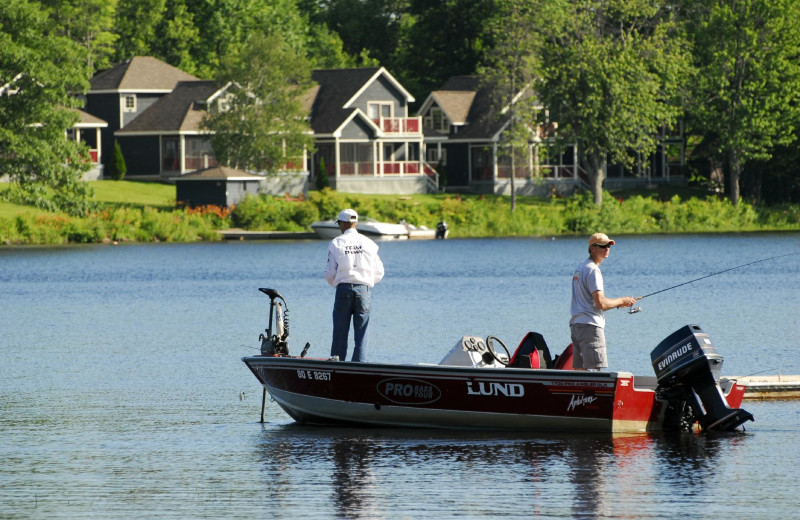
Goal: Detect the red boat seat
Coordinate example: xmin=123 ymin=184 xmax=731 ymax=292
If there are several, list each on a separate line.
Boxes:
xmin=553 ymin=343 xmax=574 ymax=370
xmin=508 ymin=332 xmax=553 ymax=369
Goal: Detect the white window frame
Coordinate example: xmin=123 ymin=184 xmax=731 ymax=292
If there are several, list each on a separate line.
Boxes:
xmin=123 ymin=94 xmax=137 ymax=112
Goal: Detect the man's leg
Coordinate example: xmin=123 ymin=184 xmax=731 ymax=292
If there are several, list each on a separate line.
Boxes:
xmin=331 ymin=285 xmax=353 ymax=360
xmin=350 ymin=285 xmax=371 ymax=362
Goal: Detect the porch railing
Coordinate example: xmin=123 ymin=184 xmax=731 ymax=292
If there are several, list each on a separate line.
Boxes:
xmin=373 ymin=117 xmax=421 ymax=135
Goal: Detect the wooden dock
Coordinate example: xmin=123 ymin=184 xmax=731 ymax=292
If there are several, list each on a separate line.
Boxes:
xmin=733 ymin=375 xmax=800 ymax=400
xmin=219 ymin=229 xmax=317 ymax=240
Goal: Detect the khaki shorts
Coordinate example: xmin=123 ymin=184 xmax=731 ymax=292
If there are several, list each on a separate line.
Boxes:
xmin=570 ymin=323 xmax=608 ymax=370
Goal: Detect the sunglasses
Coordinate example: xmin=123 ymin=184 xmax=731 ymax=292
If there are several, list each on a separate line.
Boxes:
xmin=593 ymin=243 xmax=612 ymax=249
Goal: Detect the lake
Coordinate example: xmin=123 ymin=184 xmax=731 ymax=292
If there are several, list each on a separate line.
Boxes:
xmin=1 ymin=232 xmax=799 ymax=518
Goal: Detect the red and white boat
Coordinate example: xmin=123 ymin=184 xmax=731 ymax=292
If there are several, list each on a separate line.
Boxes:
xmin=243 ymin=289 xmax=753 ymax=433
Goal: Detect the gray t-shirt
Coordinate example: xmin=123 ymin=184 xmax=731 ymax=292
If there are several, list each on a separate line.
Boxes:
xmin=570 ymin=258 xmax=605 ymax=327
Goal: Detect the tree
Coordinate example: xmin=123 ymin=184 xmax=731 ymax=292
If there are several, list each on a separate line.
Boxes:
xmin=202 ymin=32 xmax=315 ymax=173
xmin=393 ymin=0 xmax=492 ymax=101
xmin=0 ymin=0 xmax=93 ymax=215
xmin=529 ymin=0 xmax=691 ymax=207
xmin=43 ymin=0 xmax=119 ymax=72
xmin=481 ymin=0 xmax=540 ymax=212
xmin=113 ymin=0 xmax=166 ymax=62
xmin=682 ymin=0 xmax=800 ymax=204
xmin=109 ymin=140 xmax=127 ymax=180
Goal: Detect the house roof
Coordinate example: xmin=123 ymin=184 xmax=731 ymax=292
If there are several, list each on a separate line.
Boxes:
xmin=175 ymin=165 xmax=262 ymax=181
xmin=428 ymin=91 xmax=476 ymax=126
xmin=419 ymin=75 xmax=540 ymax=141
xmin=71 ymin=108 xmax=108 ymax=128
xmin=116 ymin=80 xmax=221 ymax=135
xmin=89 ymin=56 xmax=199 ymax=93
xmin=308 ymin=67 xmax=412 ymax=135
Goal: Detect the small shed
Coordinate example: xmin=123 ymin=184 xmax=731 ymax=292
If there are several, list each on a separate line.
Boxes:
xmin=175 ymin=166 xmax=262 ymax=208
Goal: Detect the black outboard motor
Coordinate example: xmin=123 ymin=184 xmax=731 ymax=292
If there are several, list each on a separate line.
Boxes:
xmin=651 ymin=324 xmax=753 ymax=432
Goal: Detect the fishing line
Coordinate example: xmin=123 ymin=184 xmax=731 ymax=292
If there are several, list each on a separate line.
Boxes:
xmin=628 ymin=251 xmax=799 ymax=314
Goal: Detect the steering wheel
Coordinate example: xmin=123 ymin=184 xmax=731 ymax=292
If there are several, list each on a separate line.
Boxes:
xmin=485 ymin=335 xmax=511 ymax=365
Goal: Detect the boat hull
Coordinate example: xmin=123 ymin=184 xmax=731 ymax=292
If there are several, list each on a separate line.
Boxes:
xmin=240 ymin=356 xmax=748 ymax=432
xmin=310 ymin=220 xmax=409 ymax=240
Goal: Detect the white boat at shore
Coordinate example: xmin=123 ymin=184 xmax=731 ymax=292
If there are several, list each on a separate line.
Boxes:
xmin=310 ymin=219 xmax=441 ymax=240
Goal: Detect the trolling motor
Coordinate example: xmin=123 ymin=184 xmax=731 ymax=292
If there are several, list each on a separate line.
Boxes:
xmin=651 ymin=324 xmax=753 ymax=432
xmin=258 ymin=288 xmax=290 ymax=356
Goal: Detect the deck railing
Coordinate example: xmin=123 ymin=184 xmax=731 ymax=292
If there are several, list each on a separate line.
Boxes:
xmin=373 ymin=117 xmax=421 ymax=135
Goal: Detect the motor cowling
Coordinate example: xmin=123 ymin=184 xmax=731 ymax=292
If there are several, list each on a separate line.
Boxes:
xmin=651 ymin=324 xmax=753 ymax=431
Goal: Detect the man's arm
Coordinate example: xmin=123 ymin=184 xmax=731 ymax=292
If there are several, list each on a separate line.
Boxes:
xmin=592 ymin=290 xmax=637 ymax=311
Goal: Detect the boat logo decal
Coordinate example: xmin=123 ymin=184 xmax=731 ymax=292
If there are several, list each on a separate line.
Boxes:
xmin=466 ymin=381 xmax=525 ymax=397
xmin=657 ymin=341 xmax=694 ymax=371
xmin=377 ymin=378 xmax=441 ymax=405
xmin=567 ymin=394 xmax=598 ymax=412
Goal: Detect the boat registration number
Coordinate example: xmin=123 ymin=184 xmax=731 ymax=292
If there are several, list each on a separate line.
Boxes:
xmin=297 ymin=370 xmax=331 ymax=381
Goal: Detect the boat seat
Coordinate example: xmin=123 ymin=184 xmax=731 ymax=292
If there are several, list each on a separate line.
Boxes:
xmin=508 ymin=332 xmax=553 ymax=369
xmin=553 ymin=343 xmax=574 ymax=370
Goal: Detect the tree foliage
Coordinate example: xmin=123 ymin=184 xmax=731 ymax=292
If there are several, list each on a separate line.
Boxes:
xmin=528 ymin=0 xmax=691 ymax=207
xmin=1 ymin=0 xmax=94 ymax=215
xmin=202 ymin=32 xmax=315 ymax=173
xmin=681 ymin=0 xmax=800 ymax=204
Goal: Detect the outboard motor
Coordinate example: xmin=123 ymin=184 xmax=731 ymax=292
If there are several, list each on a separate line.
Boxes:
xmin=651 ymin=324 xmax=753 ymax=432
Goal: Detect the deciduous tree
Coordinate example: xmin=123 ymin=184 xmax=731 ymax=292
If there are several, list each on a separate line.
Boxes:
xmin=682 ymin=0 xmax=800 ymax=204
xmin=1 ymin=0 xmax=93 ymax=215
xmin=202 ymin=32 xmax=314 ymax=174
xmin=530 ymin=0 xmax=691 ymax=207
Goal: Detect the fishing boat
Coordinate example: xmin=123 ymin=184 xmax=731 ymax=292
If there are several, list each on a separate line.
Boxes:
xmin=242 ymin=288 xmax=753 ymax=433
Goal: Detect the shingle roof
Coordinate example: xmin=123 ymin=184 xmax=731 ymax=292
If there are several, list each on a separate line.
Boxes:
xmin=176 ymin=166 xmax=262 ymax=180
xmin=89 ymin=56 xmax=199 ymax=92
xmin=429 ymin=91 xmax=476 ymax=125
xmin=308 ymin=68 xmax=382 ymax=134
xmin=116 ymin=81 xmax=220 ymax=134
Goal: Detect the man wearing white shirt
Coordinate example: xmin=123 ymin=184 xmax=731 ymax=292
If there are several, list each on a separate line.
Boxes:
xmin=325 ymin=209 xmax=385 ymax=362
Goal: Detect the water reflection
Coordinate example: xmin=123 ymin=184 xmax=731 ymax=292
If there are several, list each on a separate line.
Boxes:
xmin=253 ymin=426 xmax=757 ymax=518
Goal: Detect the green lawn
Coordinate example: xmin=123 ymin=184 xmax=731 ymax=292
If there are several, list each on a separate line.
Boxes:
xmin=0 ymin=180 xmax=176 ymax=218
xmin=91 ymin=180 xmax=175 ymax=209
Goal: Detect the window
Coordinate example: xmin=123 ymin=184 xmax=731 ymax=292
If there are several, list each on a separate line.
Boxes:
xmin=123 ymin=94 xmax=136 ymax=112
xmin=368 ymin=102 xmax=393 ymax=120
xmin=424 ymin=107 xmax=450 ymax=133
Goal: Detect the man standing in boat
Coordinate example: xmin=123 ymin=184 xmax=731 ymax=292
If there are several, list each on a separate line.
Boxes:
xmin=325 ymin=209 xmax=385 ymax=362
xmin=570 ymin=233 xmax=637 ymax=371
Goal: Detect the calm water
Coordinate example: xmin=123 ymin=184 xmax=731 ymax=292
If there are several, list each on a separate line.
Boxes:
xmin=2 ymin=233 xmax=799 ymax=519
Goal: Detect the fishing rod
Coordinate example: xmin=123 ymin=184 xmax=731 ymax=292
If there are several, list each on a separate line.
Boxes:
xmin=628 ymin=251 xmax=799 ymax=314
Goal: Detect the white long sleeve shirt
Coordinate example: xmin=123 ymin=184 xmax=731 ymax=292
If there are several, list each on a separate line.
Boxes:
xmin=325 ymin=228 xmax=385 ymax=287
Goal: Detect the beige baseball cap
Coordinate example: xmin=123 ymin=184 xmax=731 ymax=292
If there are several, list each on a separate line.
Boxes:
xmin=588 ymin=233 xmax=615 ymax=246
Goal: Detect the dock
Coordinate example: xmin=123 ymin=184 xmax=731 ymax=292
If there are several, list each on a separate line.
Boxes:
xmin=733 ymin=375 xmax=800 ymax=400
xmin=220 ymin=229 xmax=317 ymax=240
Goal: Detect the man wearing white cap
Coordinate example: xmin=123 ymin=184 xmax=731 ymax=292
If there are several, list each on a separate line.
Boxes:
xmin=324 ymin=208 xmax=385 ymax=362
xmin=569 ymin=233 xmax=637 ymax=370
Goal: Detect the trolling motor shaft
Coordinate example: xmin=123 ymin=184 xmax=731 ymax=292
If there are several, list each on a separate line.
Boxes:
xmin=259 ymin=288 xmax=289 ymax=356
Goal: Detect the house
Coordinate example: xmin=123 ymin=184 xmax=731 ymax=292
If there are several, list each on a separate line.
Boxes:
xmin=83 ymin=56 xmax=199 ymax=175
xmin=416 ymin=76 xmax=580 ymax=196
xmin=417 ymin=76 xmax=684 ymax=196
xmin=68 ymin=108 xmax=108 ymax=181
xmin=114 ymin=80 xmax=221 ymax=179
xmin=175 ymin=165 xmax=262 ymax=208
xmin=307 ymin=67 xmax=439 ymax=194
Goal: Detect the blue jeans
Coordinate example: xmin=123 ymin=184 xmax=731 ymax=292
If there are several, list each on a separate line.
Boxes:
xmin=331 ymin=284 xmax=371 ymax=362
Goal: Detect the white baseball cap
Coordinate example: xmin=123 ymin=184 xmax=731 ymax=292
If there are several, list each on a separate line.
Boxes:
xmin=337 ymin=208 xmax=358 ymax=223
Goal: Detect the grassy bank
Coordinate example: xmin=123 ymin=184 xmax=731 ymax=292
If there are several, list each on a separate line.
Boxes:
xmin=1 ymin=181 xmax=799 ymax=245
